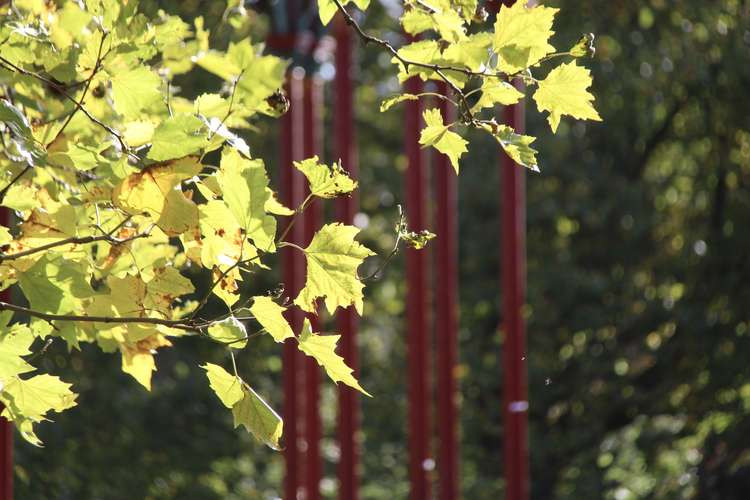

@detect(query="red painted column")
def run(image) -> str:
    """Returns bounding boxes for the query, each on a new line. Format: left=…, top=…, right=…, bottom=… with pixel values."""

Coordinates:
left=0, top=207, right=12, bottom=500
left=405, top=75, right=431, bottom=500
left=282, top=70, right=307, bottom=500
left=333, top=15, right=361, bottom=500
left=434, top=83, right=459, bottom=500
left=301, top=75, right=323, bottom=500
left=500, top=81, right=529, bottom=500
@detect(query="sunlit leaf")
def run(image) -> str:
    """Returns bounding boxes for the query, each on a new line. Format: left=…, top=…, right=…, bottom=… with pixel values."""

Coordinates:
left=231, top=384, right=283, bottom=450
left=533, top=61, right=602, bottom=132
left=493, top=0, right=558, bottom=73
left=297, top=318, right=370, bottom=396
left=419, top=108, right=467, bottom=174
left=294, top=156, right=357, bottom=199
left=249, top=296, right=294, bottom=343
left=203, top=363, right=243, bottom=408
left=294, top=223, right=374, bottom=315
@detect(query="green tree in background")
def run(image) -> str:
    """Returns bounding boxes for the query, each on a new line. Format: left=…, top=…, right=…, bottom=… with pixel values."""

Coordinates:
left=0, top=0, right=610, bottom=498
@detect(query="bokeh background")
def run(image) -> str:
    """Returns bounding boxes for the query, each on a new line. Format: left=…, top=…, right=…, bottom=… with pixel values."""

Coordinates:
left=14, top=1, right=750, bottom=498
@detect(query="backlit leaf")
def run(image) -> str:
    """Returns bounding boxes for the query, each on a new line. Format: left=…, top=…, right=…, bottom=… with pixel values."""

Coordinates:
left=231, top=384, right=283, bottom=450
left=294, top=156, right=357, bottom=199
left=207, top=317, right=248, bottom=348
left=148, top=115, right=208, bottom=161
left=110, top=65, right=162, bottom=119
left=216, top=148, right=276, bottom=251
left=249, top=296, right=294, bottom=343
left=493, top=0, right=558, bottom=73
left=419, top=108, right=467, bottom=174
left=318, top=0, right=370, bottom=25
left=294, top=223, right=374, bottom=315
left=203, top=363, right=243, bottom=408
left=297, top=318, right=370, bottom=396
left=533, top=61, right=602, bottom=132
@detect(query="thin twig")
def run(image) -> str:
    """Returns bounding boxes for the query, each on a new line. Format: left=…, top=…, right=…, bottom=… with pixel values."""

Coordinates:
left=0, top=54, right=134, bottom=158
left=47, top=32, right=108, bottom=147
left=331, top=0, right=500, bottom=123
left=0, top=164, right=31, bottom=203
left=188, top=254, right=262, bottom=320
left=0, top=229, right=150, bottom=263
left=0, top=301, right=196, bottom=331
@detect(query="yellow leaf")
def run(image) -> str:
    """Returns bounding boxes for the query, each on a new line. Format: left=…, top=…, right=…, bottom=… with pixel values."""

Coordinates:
left=297, top=318, right=370, bottom=396
left=249, top=296, right=294, bottom=343
left=203, top=363, right=243, bottom=408
left=231, top=384, right=283, bottom=450
left=120, top=334, right=172, bottom=390
left=533, top=61, right=602, bottom=132
left=419, top=108, right=468, bottom=174
left=493, top=0, right=558, bottom=73
left=294, top=223, right=374, bottom=315
left=294, top=156, right=357, bottom=199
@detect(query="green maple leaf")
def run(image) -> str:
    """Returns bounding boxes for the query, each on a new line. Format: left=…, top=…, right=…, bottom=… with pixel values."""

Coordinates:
left=0, top=374, right=78, bottom=446
left=109, top=65, right=162, bottom=119
left=249, top=296, right=294, bottom=343
left=294, top=223, right=374, bottom=315
left=203, top=363, right=243, bottom=408
left=318, top=0, right=370, bottom=25
left=148, top=114, right=208, bottom=161
left=495, top=124, right=540, bottom=172
left=472, top=81, right=524, bottom=112
left=297, top=318, right=369, bottom=396
left=493, top=0, right=558, bottom=73
left=419, top=108, right=468, bottom=174
left=380, top=94, right=418, bottom=113
left=0, top=99, right=46, bottom=164
left=443, top=32, right=493, bottom=71
left=264, top=188, right=294, bottom=216
left=17, top=257, right=94, bottom=315
left=401, top=9, right=433, bottom=36
left=0, top=324, right=35, bottom=380
left=207, top=317, right=248, bottom=349
left=294, top=156, right=357, bottom=199
left=217, top=148, right=277, bottom=251
left=231, top=384, right=283, bottom=450
left=533, top=61, right=602, bottom=132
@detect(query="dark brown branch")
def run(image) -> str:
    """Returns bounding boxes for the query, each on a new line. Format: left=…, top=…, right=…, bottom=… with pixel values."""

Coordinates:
left=331, top=0, right=483, bottom=123
left=47, top=32, right=108, bottom=147
left=333, top=0, right=502, bottom=80
left=0, top=230, right=149, bottom=263
left=0, top=301, right=196, bottom=331
left=0, top=54, right=133, bottom=157
left=188, top=254, right=262, bottom=320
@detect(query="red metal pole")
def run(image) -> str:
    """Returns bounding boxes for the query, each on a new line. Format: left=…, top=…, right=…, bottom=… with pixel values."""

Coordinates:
left=302, top=75, right=323, bottom=500
left=434, top=83, right=459, bottom=500
left=333, top=14, right=361, bottom=500
left=501, top=81, right=529, bottom=500
left=282, top=70, right=307, bottom=500
left=0, top=207, right=12, bottom=499
left=405, top=75, right=431, bottom=500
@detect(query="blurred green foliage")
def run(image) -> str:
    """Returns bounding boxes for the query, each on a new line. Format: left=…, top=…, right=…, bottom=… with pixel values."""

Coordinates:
left=14, top=0, right=750, bottom=499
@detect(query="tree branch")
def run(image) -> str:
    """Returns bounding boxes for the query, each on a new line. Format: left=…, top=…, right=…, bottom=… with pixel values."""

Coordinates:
left=0, top=301, right=196, bottom=331
left=0, top=54, right=134, bottom=158
left=331, top=0, right=485, bottom=123
left=0, top=164, right=31, bottom=204
left=47, top=32, right=108, bottom=147
left=0, top=229, right=150, bottom=263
